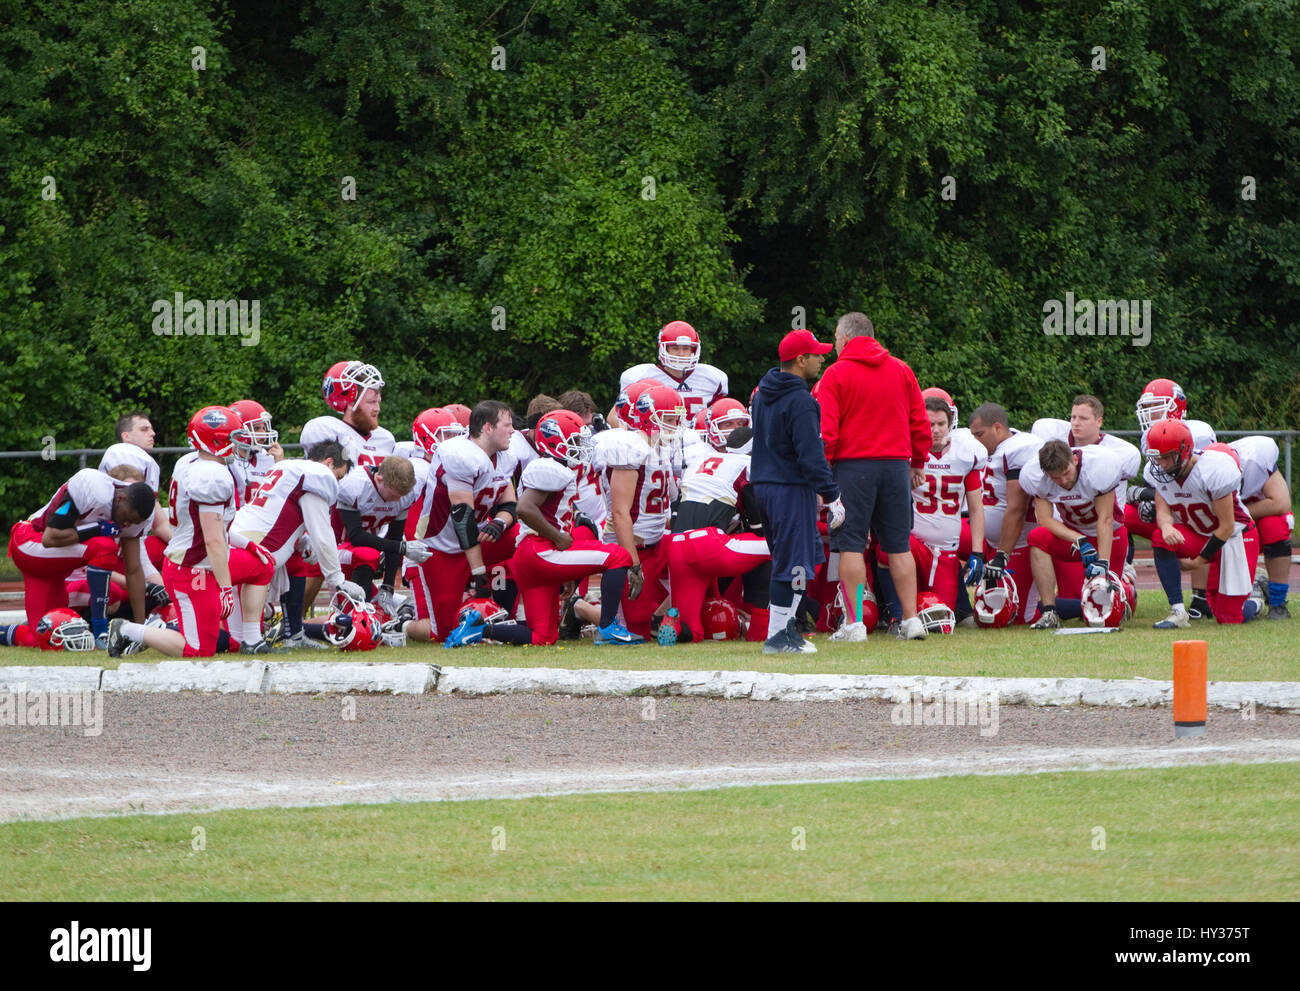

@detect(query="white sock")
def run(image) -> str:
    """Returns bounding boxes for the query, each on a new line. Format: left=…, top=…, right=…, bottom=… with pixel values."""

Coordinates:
left=121, top=622, right=146, bottom=643
left=243, top=620, right=262, bottom=644
left=768, top=605, right=793, bottom=638
left=1171, top=603, right=1187, bottom=614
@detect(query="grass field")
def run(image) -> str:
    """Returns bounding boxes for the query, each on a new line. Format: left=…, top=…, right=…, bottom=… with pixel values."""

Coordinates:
left=4, top=592, right=1296, bottom=682
left=3, top=763, right=1296, bottom=900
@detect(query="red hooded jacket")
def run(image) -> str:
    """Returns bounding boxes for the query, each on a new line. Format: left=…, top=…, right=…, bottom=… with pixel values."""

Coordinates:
left=817, top=336, right=931, bottom=467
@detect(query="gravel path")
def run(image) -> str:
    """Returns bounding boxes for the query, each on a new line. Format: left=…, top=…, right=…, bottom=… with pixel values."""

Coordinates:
left=2, top=694, right=1297, bottom=821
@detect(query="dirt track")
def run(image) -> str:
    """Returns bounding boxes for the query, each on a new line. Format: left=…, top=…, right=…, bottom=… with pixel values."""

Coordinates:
left=2, top=693, right=1298, bottom=821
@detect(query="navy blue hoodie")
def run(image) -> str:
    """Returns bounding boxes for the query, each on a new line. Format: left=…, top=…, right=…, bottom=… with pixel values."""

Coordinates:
left=750, top=368, right=839, bottom=500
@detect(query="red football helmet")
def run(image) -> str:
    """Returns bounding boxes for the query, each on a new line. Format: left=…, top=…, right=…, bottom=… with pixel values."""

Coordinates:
left=921, top=387, right=958, bottom=428
left=693, top=408, right=709, bottom=433
left=323, top=361, right=385, bottom=413
left=1136, top=378, right=1188, bottom=431
left=456, top=597, right=508, bottom=643
left=1120, top=567, right=1138, bottom=618
left=1144, top=419, right=1194, bottom=483
left=830, top=583, right=879, bottom=632
left=1081, top=570, right=1128, bottom=628
left=973, top=577, right=1019, bottom=628
left=534, top=410, right=592, bottom=468
left=229, top=399, right=277, bottom=461
left=626, top=384, right=687, bottom=441
left=34, top=608, right=95, bottom=651
left=412, top=407, right=467, bottom=457
left=615, top=378, right=659, bottom=425
left=323, top=589, right=381, bottom=651
left=187, top=405, right=242, bottom=461
left=658, top=320, right=700, bottom=374
left=444, top=403, right=472, bottom=428
left=917, top=591, right=956, bottom=634
left=700, top=598, right=742, bottom=640
left=1203, top=442, right=1241, bottom=469
left=704, top=398, right=750, bottom=450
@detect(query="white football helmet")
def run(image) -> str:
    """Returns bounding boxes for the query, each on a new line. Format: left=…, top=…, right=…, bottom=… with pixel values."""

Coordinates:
left=1081, top=570, right=1127, bottom=628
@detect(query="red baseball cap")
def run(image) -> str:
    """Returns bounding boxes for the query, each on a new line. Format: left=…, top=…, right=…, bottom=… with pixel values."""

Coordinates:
left=778, top=329, right=833, bottom=362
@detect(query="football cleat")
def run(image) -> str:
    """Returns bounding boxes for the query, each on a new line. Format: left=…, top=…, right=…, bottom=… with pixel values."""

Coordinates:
left=105, top=618, right=131, bottom=659
left=1153, top=607, right=1190, bottom=630
left=1267, top=603, right=1291, bottom=620
left=1030, top=609, right=1061, bottom=630
left=443, top=609, right=487, bottom=649
left=1187, top=594, right=1212, bottom=620
left=829, top=621, right=867, bottom=642
left=594, top=621, right=645, bottom=646
left=239, top=640, right=290, bottom=655
left=762, top=619, right=818, bottom=655
left=281, top=630, right=331, bottom=650
left=895, top=616, right=927, bottom=640
left=656, top=608, right=681, bottom=646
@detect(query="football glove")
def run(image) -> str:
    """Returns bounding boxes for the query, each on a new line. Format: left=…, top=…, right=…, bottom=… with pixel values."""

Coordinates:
left=1085, top=562, right=1107, bottom=579
left=963, top=552, right=985, bottom=587
left=373, top=584, right=397, bottom=616
left=145, top=582, right=170, bottom=609
left=98, top=521, right=121, bottom=538
left=984, top=551, right=1011, bottom=587
left=469, top=570, right=491, bottom=598
left=1137, top=498, right=1156, bottom=524
left=337, top=580, right=366, bottom=604
left=219, top=585, right=235, bottom=620
left=627, top=564, right=645, bottom=601
left=246, top=541, right=275, bottom=568
left=826, top=498, right=846, bottom=530
left=479, top=518, right=507, bottom=542
left=401, top=540, right=432, bottom=564
left=1074, top=537, right=1098, bottom=568
left=573, top=511, right=600, bottom=539
left=295, top=533, right=317, bottom=564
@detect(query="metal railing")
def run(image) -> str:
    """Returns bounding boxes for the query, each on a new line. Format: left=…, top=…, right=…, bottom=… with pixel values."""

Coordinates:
left=0, top=444, right=307, bottom=468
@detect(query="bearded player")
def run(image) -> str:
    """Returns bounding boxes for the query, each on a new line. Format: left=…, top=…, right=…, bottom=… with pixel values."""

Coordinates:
left=616, top=321, right=729, bottom=423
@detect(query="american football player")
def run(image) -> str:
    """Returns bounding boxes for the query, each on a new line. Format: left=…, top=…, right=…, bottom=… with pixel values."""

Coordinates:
left=615, top=320, right=729, bottom=422
left=1020, top=441, right=1130, bottom=629
left=1229, top=435, right=1293, bottom=619
left=1144, top=420, right=1262, bottom=624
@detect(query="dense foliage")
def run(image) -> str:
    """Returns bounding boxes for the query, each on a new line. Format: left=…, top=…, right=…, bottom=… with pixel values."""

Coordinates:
left=2, top=0, right=1296, bottom=512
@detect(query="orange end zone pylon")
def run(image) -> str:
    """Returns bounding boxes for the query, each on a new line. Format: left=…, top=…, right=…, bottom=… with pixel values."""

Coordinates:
left=1173, top=640, right=1208, bottom=738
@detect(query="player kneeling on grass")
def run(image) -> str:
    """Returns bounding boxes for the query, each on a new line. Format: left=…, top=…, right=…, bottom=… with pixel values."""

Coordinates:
left=108, top=407, right=272, bottom=658
left=443, top=411, right=633, bottom=648
left=1020, top=440, right=1129, bottom=630
left=1145, top=421, right=1263, bottom=624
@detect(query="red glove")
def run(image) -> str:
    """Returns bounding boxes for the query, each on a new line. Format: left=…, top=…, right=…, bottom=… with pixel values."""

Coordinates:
left=246, top=542, right=275, bottom=568
left=219, top=585, right=235, bottom=619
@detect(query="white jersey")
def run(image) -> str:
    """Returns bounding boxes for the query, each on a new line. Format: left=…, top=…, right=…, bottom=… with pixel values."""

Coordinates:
left=517, top=457, right=579, bottom=542
left=948, top=428, right=989, bottom=473
left=410, top=436, right=517, bottom=554
left=164, top=453, right=235, bottom=569
left=337, top=464, right=421, bottom=537
left=1019, top=445, right=1124, bottom=539
left=228, top=450, right=278, bottom=507
left=982, top=429, right=1044, bottom=550
left=29, top=468, right=148, bottom=537
left=1144, top=449, right=1253, bottom=537
left=679, top=450, right=750, bottom=508
left=393, top=440, right=417, bottom=460
left=99, top=443, right=161, bottom=494
left=619, top=362, right=729, bottom=421
left=1031, top=419, right=1141, bottom=491
left=680, top=428, right=714, bottom=470
left=231, top=459, right=340, bottom=557
left=575, top=431, right=621, bottom=529
left=1229, top=436, right=1280, bottom=501
left=300, top=416, right=395, bottom=469
left=599, top=430, right=673, bottom=543
left=913, top=439, right=983, bottom=550
left=509, top=431, right=539, bottom=472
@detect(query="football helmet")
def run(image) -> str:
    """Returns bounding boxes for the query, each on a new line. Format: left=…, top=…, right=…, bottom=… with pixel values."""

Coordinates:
left=1081, top=570, right=1127, bottom=627
left=973, top=576, right=1019, bottom=628
left=704, top=398, right=750, bottom=450
left=693, top=408, right=709, bottom=433
left=229, top=399, right=277, bottom=461
left=1135, top=378, right=1188, bottom=432
left=412, top=407, right=468, bottom=457
left=187, top=405, right=242, bottom=461
left=1145, top=419, right=1194, bottom=483
left=323, top=588, right=382, bottom=651
left=534, top=410, right=593, bottom=468
left=1203, top=441, right=1241, bottom=469
left=456, top=597, right=507, bottom=643
left=639, top=385, right=688, bottom=441
left=829, top=583, right=880, bottom=632
left=34, top=608, right=95, bottom=651
left=700, top=598, right=742, bottom=640
left=614, top=378, right=659, bottom=425
left=658, top=320, right=700, bottom=374
left=917, top=591, right=956, bottom=634
left=921, top=387, right=958, bottom=428
left=323, top=361, right=385, bottom=414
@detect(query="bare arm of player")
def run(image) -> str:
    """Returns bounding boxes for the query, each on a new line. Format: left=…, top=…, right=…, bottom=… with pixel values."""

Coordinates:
left=198, top=507, right=232, bottom=588
left=517, top=487, right=571, bottom=551
left=42, top=526, right=81, bottom=548
left=151, top=502, right=174, bottom=543
left=1033, top=496, right=1082, bottom=545
left=1155, top=492, right=1184, bottom=547
left=1093, top=490, right=1114, bottom=566
left=998, top=478, right=1031, bottom=554
left=608, top=467, right=642, bottom=569
left=966, top=479, right=986, bottom=551
left=448, top=487, right=486, bottom=573
left=1248, top=471, right=1291, bottom=518
left=122, top=535, right=147, bottom=623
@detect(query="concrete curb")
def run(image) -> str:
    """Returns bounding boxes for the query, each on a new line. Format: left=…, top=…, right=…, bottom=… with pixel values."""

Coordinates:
left=0, top=663, right=1296, bottom=712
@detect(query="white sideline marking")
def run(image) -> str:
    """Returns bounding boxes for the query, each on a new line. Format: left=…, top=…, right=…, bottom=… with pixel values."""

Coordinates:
left=3, top=739, right=1299, bottom=823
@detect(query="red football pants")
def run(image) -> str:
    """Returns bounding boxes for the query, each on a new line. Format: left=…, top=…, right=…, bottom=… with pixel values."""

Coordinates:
left=513, top=535, right=632, bottom=644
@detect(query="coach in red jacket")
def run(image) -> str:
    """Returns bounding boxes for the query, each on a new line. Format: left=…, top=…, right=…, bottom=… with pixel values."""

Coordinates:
left=817, top=312, right=932, bottom=640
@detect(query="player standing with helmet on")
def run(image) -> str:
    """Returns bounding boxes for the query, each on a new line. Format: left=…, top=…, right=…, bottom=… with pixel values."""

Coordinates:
left=616, top=320, right=730, bottom=423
